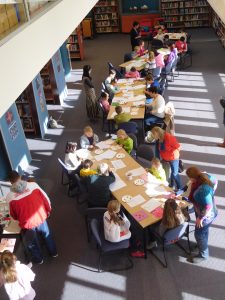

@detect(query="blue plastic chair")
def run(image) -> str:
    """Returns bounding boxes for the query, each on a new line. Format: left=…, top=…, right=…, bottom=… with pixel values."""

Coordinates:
left=118, top=121, right=138, bottom=135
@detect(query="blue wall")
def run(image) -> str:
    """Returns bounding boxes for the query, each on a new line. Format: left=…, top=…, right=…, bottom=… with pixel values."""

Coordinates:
left=60, top=42, right=71, bottom=79
left=52, top=50, right=67, bottom=104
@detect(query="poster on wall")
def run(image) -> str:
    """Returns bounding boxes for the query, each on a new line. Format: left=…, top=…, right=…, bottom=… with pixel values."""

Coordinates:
left=0, top=104, right=31, bottom=172
left=32, top=74, right=49, bottom=138
left=52, top=50, right=67, bottom=104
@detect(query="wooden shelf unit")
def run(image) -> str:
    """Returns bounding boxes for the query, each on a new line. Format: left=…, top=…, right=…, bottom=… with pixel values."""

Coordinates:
left=212, top=10, right=225, bottom=48
left=15, top=85, right=39, bottom=135
left=67, top=25, right=84, bottom=60
left=93, top=0, right=120, bottom=33
left=161, top=0, right=211, bottom=29
left=40, top=61, right=60, bottom=104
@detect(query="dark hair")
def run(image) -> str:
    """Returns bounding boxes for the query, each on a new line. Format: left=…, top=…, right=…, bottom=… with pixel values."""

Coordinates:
left=101, top=91, right=108, bottom=98
left=145, top=74, right=153, bottom=82
left=180, top=36, right=185, bottom=42
left=8, top=171, right=20, bottom=184
left=130, top=66, right=137, bottom=72
left=133, top=21, right=139, bottom=27
left=164, top=34, right=169, bottom=40
left=138, top=39, right=144, bottom=45
left=148, top=86, right=158, bottom=94
left=82, top=65, right=91, bottom=79
left=65, top=142, right=77, bottom=154
left=83, top=159, right=93, bottom=169
left=115, top=106, right=122, bottom=114
left=109, top=69, right=116, bottom=76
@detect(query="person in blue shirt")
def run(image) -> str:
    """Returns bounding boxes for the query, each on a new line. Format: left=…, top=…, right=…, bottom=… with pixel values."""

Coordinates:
left=145, top=74, right=161, bottom=98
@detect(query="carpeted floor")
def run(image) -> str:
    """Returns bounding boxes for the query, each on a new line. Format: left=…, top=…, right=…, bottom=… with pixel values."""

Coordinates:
left=1, top=28, right=225, bottom=300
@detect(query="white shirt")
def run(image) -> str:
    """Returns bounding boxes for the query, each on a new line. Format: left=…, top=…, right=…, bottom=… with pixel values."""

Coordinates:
left=151, top=94, right=165, bottom=118
left=64, top=152, right=81, bottom=171
left=4, top=261, right=36, bottom=300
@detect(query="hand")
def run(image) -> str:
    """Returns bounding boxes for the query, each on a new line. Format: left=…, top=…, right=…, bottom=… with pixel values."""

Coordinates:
left=89, top=145, right=94, bottom=150
left=196, top=218, right=203, bottom=228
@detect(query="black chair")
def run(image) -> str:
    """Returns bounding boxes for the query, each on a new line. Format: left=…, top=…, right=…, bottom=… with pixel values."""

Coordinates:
left=90, top=218, right=133, bottom=272
left=149, top=222, right=191, bottom=268
left=85, top=207, right=107, bottom=242
left=123, top=53, right=133, bottom=63
left=107, top=62, right=123, bottom=79
left=128, top=133, right=138, bottom=158
left=180, top=48, right=193, bottom=70
left=150, top=38, right=164, bottom=50
left=98, top=100, right=108, bottom=132
left=118, top=121, right=138, bottom=135
left=57, top=158, right=77, bottom=197
left=136, top=144, right=154, bottom=168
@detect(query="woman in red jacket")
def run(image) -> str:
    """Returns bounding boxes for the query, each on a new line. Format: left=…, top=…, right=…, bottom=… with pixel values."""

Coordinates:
left=151, top=127, right=182, bottom=189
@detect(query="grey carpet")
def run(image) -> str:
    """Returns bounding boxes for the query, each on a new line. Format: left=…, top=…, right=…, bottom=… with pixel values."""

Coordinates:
left=1, top=28, right=225, bottom=300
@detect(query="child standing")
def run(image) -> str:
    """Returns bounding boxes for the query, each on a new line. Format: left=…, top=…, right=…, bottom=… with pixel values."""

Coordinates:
left=116, top=129, right=133, bottom=154
left=0, top=250, right=36, bottom=300
left=125, top=66, right=140, bottom=79
left=80, top=159, right=97, bottom=177
left=148, top=157, right=167, bottom=182
left=104, top=200, right=131, bottom=242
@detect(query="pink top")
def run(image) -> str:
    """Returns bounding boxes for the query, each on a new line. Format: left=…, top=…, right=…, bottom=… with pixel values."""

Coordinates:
left=175, top=40, right=187, bottom=53
left=125, top=70, right=140, bottom=79
left=155, top=53, right=165, bottom=68
left=101, top=99, right=110, bottom=113
left=137, top=46, right=146, bottom=56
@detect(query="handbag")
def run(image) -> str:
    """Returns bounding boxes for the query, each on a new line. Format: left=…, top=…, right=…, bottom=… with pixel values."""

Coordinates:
left=220, top=97, right=225, bottom=109
left=178, top=159, right=184, bottom=173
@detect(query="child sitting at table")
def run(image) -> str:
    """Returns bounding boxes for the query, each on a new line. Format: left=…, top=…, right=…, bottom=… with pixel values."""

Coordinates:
left=114, top=106, right=131, bottom=129
left=104, top=200, right=131, bottom=243
left=125, top=66, right=140, bottom=79
left=175, top=36, right=187, bottom=54
left=148, top=157, right=166, bottom=182
left=99, top=91, right=110, bottom=113
left=80, top=159, right=97, bottom=177
left=145, top=74, right=160, bottom=94
left=131, top=46, right=140, bottom=59
left=138, top=40, right=148, bottom=56
left=116, top=129, right=133, bottom=154
left=143, top=51, right=156, bottom=76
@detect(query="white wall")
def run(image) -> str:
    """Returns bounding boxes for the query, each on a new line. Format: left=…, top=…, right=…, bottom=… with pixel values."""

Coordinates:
left=208, top=0, right=225, bottom=23
left=0, top=0, right=98, bottom=118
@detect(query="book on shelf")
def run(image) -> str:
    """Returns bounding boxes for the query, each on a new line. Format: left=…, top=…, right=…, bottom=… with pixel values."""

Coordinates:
left=23, top=118, right=33, bottom=130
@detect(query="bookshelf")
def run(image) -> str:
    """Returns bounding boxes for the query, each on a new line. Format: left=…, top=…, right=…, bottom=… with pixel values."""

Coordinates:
left=15, top=84, right=39, bottom=135
left=40, top=61, right=60, bottom=104
left=212, top=10, right=225, bottom=48
left=67, top=26, right=84, bottom=60
left=161, top=0, right=211, bottom=29
left=93, top=0, right=120, bottom=33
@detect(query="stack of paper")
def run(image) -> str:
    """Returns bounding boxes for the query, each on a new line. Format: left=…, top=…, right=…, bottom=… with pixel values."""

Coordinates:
left=95, top=141, right=110, bottom=150
left=111, top=159, right=126, bottom=170
left=95, top=150, right=117, bottom=161
left=145, top=183, right=170, bottom=197
left=141, top=199, right=161, bottom=212
left=110, top=173, right=126, bottom=192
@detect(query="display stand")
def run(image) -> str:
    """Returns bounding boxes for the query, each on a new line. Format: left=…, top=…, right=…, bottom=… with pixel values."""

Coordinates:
left=67, top=25, right=84, bottom=60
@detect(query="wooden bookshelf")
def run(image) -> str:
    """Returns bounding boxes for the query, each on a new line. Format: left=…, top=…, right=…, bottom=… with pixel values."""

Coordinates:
left=93, top=0, right=120, bottom=33
left=161, top=0, right=211, bottom=29
left=15, top=85, right=39, bottom=135
left=40, top=61, right=60, bottom=104
left=67, top=25, right=84, bottom=60
left=212, top=10, right=225, bottom=48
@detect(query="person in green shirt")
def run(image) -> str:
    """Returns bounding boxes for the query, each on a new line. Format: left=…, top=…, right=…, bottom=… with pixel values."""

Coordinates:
left=114, top=106, right=131, bottom=129
left=148, top=157, right=167, bottom=182
left=116, top=129, right=133, bottom=154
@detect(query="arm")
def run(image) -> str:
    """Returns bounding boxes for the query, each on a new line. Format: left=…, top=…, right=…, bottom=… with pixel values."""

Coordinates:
left=84, top=77, right=94, bottom=89
left=123, top=138, right=133, bottom=154
left=108, top=172, right=116, bottom=183
left=80, top=136, right=89, bottom=149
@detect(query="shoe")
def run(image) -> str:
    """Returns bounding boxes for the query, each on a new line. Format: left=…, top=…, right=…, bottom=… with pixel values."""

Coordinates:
left=130, top=250, right=145, bottom=258
left=146, top=241, right=157, bottom=250
left=188, top=255, right=207, bottom=264
left=27, top=262, right=33, bottom=268
left=217, top=143, right=225, bottom=148
left=51, top=253, right=58, bottom=258
left=36, top=259, right=44, bottom=265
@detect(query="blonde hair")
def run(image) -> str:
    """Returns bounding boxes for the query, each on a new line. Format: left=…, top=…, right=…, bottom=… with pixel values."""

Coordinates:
left=134, top=46, right=140, bottom=52
left=117, top=129, right=128, bottom=139
left=107, top=200, right=123, bottom=225
left=186, top=166, right=213, bottom=187
left=149, top=51, right=155, bottom=61
left=0, top=251, right=17, bottom=283
left=84, top=126, right=93, bottom=134
left=151, top=127, right=165, bottom=141
left=151, top=157, right=161, bottom=166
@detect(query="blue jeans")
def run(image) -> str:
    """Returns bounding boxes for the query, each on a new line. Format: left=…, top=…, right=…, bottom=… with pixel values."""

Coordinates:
left=169, top=160, right=182, bottom=189
left=23, top=220, right=57, bottom=263
left=145, top=114, right=164, bottom=126
left=195, top=223, right=211, bottom=258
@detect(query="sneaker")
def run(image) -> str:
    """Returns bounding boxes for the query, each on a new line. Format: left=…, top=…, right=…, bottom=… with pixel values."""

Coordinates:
left=188, top=255, right=207, bottom=264
left=51, top=253, right=58, bottom=258
left=130, top=250, right=145, bottom=258
left=37, top=259, right=44, bottom=265
left=146, top=241, right=157, bottom=250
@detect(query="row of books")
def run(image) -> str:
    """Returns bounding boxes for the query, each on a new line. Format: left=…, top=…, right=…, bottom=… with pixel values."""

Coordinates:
left=68, top=36, right=78, bottom=43
left=94, top=7, right=117, bottom=14
left=95, top=13, right=118, bottom=20
left=96, top=27, right=119, bottom=33
left=96, top=20, right=118, bottom=27
left=67, top=44, right=80, bottom=51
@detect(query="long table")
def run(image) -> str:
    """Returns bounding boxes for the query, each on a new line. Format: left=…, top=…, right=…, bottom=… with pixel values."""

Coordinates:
left=119, top=56, right=147, bottom=72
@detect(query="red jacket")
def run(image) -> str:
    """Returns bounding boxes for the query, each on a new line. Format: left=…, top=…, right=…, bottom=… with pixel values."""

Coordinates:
left=159, top=132, right=180, bottom=161
left=7, top=182, right=51, bottom=229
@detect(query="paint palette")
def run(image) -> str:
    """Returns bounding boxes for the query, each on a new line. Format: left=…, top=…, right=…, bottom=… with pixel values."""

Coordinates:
left=116, top=153, right=125, bottom=159
left=122, top=195, right=133, bottom=203
left=95, top=149, right=103, bottom=155
left=134, top=179, right=145, bottom=186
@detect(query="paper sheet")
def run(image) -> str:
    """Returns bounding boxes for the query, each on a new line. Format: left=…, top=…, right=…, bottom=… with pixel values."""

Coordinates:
left=129, top=167, right=145, bottom=177
left=94, top=149, right=117, bottom=161
left=134, top=95, right=146, bottom=101
left=95, top=141, right=110, bottom=150
left=132, top=84, right=146, bottom=90
left=105, top=139, right=114, bottom=145
left=113, top=97, right=126, bottom=102
left=123, top=107, right=131, bottom=113
left=110, top=173, right=126, bottom=192
left=141, top=198, right=161, bottom=212
left=133, top=100, right=145, bottom=106
left=111, top=159, right=126, bottom=170
left=111, top=112, right=117, bottom=118
left=117, top=79, right=128, bottom=84
left=151, top=206, right=164, bottom=218
left=76, top=149, right=92, bottom=160
left=132, top=209, right=149, bottom=222
left=127, top=195, right=146, bottom=208
left=145, top=183, right=170, bottom=197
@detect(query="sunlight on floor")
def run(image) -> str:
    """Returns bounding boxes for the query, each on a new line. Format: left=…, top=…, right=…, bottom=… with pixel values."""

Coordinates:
left=175, top=119, right=218, bottom=128
left=169, top=80, right=206, bottom=87
left=181, top=143, right=225, bottom=156
left=176, top=133, right=221, bottom=143
left=168, top=87, right=208, bottom=92
left=182, top=159, right=225, bottom=169
left=174, top=102, right=213, bottom=111
left=26, top=139, right=56, bottom=151
left=175, top=109, right=216, bottom=119
left=169, top=96, right=211, bottom=103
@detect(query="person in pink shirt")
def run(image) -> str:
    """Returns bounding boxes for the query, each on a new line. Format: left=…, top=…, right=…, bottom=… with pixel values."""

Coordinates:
left=154, top=49, right=165, bottom=68
left=125, top=66, right=140, bottom=79
left=175, top=36, right=187, bottom=53
left=100, top=91, right=110, bottom=113
left=137, top=40, right=148, bottom=56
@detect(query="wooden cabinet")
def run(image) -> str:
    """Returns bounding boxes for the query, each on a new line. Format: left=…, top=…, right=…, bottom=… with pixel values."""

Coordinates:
left=212, top=10, right=225, bottom=48
left=161, top=0, right=211, bottom=29
left=67, top=25, right=84, bottom=60
left=93, top=0, right=120, bottom=33
left=40, top=61, right=60, bottom=104
left=82, top=18, right=94, bottom=38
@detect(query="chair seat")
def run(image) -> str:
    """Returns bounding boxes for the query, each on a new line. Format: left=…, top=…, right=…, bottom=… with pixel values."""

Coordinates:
left=100, top=231, right=130, bottom=253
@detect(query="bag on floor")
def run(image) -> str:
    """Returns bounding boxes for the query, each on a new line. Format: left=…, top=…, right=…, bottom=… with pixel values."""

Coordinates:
left=178, top=159, right=184, bottom=173
left=220, top=97, right=225, bottom=109
left=48, top=116, right=58, bottom=129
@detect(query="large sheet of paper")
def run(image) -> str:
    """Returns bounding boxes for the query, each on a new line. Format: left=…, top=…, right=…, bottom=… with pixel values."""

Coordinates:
left=110, top=173, right=126, bottom=192
left=94, top=149, right=117, bottom=161
left=141, top=198, right=161, bottom=212
left=95, top=141, right=110, bottom=150
left=111, top=159, right=126, bottom=170
left=117, top=79, right=128, bottom=84
left=127, top=195, right=146, bottom=208
left=129, top=167, right=145, bottom=177
left=111, top=112, right=117, bottom=118
left=145, top=183, right=170, bottom=197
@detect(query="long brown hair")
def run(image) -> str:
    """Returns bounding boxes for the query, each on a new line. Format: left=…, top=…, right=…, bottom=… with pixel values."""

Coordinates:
left=162, top=199, right=185, bottom=229
left=107, top=200, right=124, bottom=226
left=0, top=251, right=17, bottom=283
left=186, top=166, right=213, bottom=187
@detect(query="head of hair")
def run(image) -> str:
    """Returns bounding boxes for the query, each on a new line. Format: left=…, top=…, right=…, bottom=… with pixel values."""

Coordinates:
left=164, top=34, right=169, bottom=40
left=83, top=65, right=91, bottom=78
left=151, top=157, right=161, bottom=166
left=145, top=74, right=153, bottom=82
left=148, top=51, right=155, bottom=61
left=133, top=21, right=139, bottom=27
left=98, top=163, right=109, bottom=175
left=130, top=66, right=136, bottom=72
left=162, top=199, right=183, bottom=229
left=84, top=126, right=93, bottom=134
left=109, top=69, right=116, bottom=76
left=101, top=91, right=108, bottom=99
left=83, top=159, right=93, bottom=169
left=180, top=36, right=185, bottom=42
left=8, top=171, right=20, bottom=184
left=186, top=166, right=213, bottom=187
left=117, top=129, right=128, bottom=139
left=138, top=39, right=144, bottom=46
left=107, top=200, right=122, bottom=225
left=148, top=86, right=158, bottom=94
left=115, top=105, right=122, bottom=114
left=134, top=46, right=140, bottom=52
left=0, top=251, right=17, bottom=283
left=151, top=127, right=165, bottom=141
left=65, top=141, right=77, bottom=153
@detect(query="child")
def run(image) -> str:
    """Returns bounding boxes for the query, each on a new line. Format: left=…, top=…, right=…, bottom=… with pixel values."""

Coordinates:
left=145, top=74, right=160, bottom=93
left=114, top=105, right=131, bottom=129
left=104, top=200, right=131, bottom=242
left=138, top=40, right=148, bottom=56
left=116, top=129, right=133, bottom=154
left=64, top=141, right=81, bottom=172
left=0, top=250, right=36, bottom=300
left=80, top=126, right=99, bottom=149
left=131, top=46, right=140, bottom=59
left=125, top=66, right=140, bottom=79
left=148, top=157, right=166, bottom=182
left=80, top=159, right=97, bottom=177
left=175, top=36, right=187, bottom=54
left=144, top=51, right=156, bottom=75
left=154, top=28, right=164, bottom=42
left=99, top=91, right=110, bottom=113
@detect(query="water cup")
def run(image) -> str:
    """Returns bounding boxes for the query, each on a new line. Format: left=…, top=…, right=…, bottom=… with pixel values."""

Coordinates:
left=126, top=172, right=133, bottom=181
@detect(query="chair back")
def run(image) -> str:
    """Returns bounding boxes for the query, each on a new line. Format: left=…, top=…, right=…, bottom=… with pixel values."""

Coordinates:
left=58, top=158, right=70, bottom=174
left=136, top=144, right=154, bottom=161
left=124, top=53, right=133, bottom=63
left=151, top=39, right=163, bottom=50
left=108, top=62, right=114, bottom=72
left=90, top=218, right=102, bottom=248
left=118, top=121, right=138, bottom=135
left=153, top=66, right=161, bottom=80
left=163, top=222, right=189, bottom=246
left=128, top=133, right=138, bottom=150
